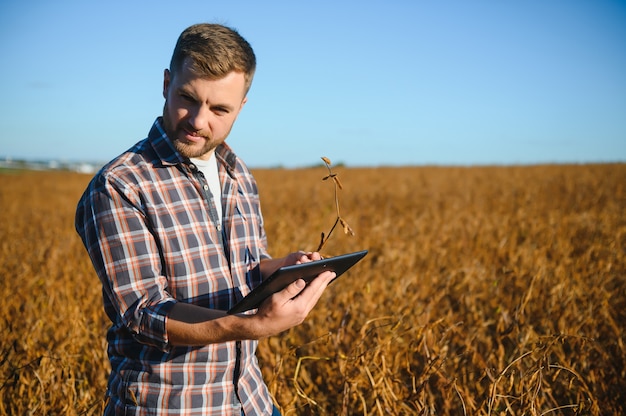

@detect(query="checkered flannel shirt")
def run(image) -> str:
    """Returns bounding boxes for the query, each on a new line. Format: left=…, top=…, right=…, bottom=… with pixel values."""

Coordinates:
left=75, top=118, right=274, bottom=415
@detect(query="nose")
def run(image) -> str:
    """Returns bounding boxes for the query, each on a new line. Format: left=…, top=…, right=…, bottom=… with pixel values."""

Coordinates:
left=187, top=105, right=210, bottom=131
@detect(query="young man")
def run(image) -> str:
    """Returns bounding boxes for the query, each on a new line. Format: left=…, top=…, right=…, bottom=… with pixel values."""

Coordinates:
left=75, top=23, right=334, bottom=415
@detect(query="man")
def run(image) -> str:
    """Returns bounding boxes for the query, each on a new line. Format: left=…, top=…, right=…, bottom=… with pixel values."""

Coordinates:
left=75, top=23, right=334, bottom=415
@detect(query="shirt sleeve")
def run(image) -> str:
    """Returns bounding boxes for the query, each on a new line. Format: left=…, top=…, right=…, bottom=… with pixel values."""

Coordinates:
left=76, top=170, right=175, bottom=351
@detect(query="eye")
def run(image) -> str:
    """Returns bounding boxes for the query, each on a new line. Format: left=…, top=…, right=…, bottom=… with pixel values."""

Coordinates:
left=180, top=93, right=197, bottom=103
left=211, top=106, right=230, bottom=115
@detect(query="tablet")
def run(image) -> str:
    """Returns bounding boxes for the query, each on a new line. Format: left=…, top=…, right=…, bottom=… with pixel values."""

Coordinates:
left=227, top=249, right=368, bottom=314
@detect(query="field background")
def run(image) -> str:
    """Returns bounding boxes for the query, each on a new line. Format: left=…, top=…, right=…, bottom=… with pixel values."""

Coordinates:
left=1, top=164, right=624, bottom=415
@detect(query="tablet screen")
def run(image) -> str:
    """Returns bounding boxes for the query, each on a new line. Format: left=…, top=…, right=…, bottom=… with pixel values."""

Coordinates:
left=227, top=249, right=368, bottom=314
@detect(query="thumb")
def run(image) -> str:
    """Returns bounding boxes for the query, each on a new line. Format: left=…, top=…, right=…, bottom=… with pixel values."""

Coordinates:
left=282, top=278, right=306, bottom=299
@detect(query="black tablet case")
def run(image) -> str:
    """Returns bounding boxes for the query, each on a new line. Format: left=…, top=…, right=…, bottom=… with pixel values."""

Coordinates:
left=227, top=250, right=368, bottom=314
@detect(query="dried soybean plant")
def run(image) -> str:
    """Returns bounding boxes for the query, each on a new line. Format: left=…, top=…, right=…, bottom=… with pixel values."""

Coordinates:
left=316, top=157, right=354, bottom=252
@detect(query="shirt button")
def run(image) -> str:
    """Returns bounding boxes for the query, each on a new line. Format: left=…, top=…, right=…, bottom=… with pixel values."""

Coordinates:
left=203, top=184, right=209, bottom=190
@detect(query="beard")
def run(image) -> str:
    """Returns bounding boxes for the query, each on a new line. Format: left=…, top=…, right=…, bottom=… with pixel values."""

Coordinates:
left=172, top=135, right=216, bottom=160
left=162, top=103, right=228, bottom=160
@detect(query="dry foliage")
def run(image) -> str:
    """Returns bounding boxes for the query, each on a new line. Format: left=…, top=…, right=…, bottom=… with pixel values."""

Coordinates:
left=1, top=164, right=624, bottom=415
left=315, top=157, right=354, bottom=252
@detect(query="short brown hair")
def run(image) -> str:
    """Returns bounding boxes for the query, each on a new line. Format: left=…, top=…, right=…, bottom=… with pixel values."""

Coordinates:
left=169, top=23, right=257, bottom=94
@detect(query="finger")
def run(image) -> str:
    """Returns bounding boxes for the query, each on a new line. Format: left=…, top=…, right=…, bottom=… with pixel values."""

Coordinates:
left=279, top=278, right=306, bottom=301
left=296, top=252, right=314, bottom=264
left=297, top=271, right=335, bottom=309
left=309, top=270, right=335, bottom=289
left=309, top=252, right=322, bottom=261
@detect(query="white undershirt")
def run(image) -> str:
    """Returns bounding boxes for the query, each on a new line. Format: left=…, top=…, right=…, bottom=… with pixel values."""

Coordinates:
left=191, top=152, right=223, bottom=226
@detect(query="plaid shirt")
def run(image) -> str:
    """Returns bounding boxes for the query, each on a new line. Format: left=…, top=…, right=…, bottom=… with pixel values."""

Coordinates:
left=76, top=118, right=273, bottom=415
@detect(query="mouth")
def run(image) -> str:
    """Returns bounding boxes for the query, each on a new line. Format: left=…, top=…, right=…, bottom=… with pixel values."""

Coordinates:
left=181, top=128, right=206, bottom=144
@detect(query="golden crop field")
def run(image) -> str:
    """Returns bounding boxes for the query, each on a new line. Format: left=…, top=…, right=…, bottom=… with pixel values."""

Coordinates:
left=1, top=163, right=624, bottom=415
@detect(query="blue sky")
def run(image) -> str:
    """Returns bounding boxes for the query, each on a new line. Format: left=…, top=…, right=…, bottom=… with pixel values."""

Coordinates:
left=1, top=0, right=625, bottom=167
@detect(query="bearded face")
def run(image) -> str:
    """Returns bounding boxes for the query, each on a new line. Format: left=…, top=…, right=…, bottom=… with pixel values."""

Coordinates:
left=162, top=58, right=247, bottom=160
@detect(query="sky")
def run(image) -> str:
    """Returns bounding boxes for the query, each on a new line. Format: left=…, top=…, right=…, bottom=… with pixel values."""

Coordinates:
left=1, top=0, right=625, bottom=168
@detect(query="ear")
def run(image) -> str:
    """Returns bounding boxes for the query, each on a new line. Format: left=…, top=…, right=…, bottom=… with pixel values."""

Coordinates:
left=240, top=96, right=248, bottom=110
left=163, top=69, right=171, bottom=99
